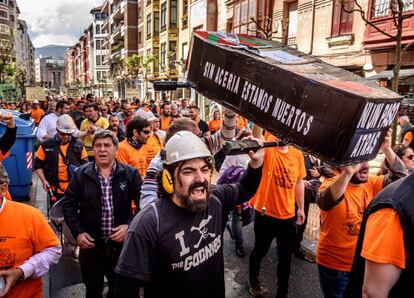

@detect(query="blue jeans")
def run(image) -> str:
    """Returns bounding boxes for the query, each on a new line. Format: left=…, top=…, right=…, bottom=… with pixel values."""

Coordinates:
left=231, top=209, right=244, bottom=248
left=318, top=265, right=350, bottom=298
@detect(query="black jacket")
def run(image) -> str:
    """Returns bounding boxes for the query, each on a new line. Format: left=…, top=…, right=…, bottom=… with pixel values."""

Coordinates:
left=346, top=174, right=414, bottom=297
left=63, top=161, right=142, bottom=241
left=34, top=137, right=87, bottom=189
left=0, top=126, right=16, bottom=156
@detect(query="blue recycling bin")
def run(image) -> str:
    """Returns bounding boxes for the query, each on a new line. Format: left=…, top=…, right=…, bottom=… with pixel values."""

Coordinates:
left=0, top=110, right=36, bottom=201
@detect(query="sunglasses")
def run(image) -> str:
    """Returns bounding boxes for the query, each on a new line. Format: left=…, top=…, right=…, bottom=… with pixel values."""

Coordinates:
left=141, top=130, right=152, bottom=135
left=404, top=154, right=414, bottom=160
left=58, top=132, right=72, bottom=136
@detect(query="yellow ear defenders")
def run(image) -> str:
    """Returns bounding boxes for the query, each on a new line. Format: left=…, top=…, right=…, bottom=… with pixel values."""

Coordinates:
left=162, top=169, right=174, bottom=194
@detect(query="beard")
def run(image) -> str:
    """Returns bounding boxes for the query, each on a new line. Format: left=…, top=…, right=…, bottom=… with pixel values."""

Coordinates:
left=176, top=180, right=211, bottom=212
left=350, top=167, right=369, bottom=184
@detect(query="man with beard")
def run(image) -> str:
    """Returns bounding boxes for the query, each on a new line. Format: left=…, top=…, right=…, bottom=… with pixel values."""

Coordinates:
left=80, top=104, right=110, bottom=160
left=109, top=114, right=125, bottom=142
left=315, top=129, right=407, bottom=298
left=116, top=117, right=152, bottom=177
left=114, top=131, right=264, bottom=297
left=35, top=114, right=88, bottom=203
left=159, top=102, right=172, bottom=131
left=118, top=102, right=133, bottom=132
left=189, top=105, right=210, bottom=137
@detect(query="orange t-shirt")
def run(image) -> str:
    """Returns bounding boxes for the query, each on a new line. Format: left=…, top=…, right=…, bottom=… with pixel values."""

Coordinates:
left=36, top=143, right=87, bottom=194
left=403, top=131, right=413, bottom=144
left=361, top=208, right=406, bottom=269
left=160, top=116, right=172, bottom=131
left=0, top=199, right=60, bottom=297
left=316, top=175, right=384, bottom=272
left=142, top=134, right=163, bottom=168
left=250, top=134, right=306, bottom=219
left=116, top=139, right=147, bottom=177
left=236, top=116, right=249, bottom=131
left=31, top=108, right=45, bottom=126
left=0, top=150, right=10, bottom=161
left=208, top=119, right=222, bottom=133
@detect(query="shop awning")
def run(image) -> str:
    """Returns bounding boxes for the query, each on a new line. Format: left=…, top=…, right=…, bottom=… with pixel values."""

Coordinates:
left=367, top=69, right=414, bottom=81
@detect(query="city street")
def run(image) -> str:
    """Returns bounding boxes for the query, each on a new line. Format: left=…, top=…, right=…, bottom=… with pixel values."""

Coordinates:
left=28, top=174, right=322, bottom=298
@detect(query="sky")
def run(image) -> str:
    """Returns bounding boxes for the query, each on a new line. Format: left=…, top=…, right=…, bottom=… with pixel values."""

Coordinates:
left=18, top=0, right=102, bottom=48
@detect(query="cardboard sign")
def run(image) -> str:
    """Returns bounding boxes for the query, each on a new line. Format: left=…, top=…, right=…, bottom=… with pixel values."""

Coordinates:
left=66, top=88, right=81, bottom=98
left=186, top=32, right=402, bottom=166
left=26, top=87, right=46, bottom=101
left=125, top=88, right=140, bottom=99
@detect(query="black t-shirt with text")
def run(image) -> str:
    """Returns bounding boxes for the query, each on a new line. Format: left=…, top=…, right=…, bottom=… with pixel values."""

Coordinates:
left=116, top=184, right=239, bottom=298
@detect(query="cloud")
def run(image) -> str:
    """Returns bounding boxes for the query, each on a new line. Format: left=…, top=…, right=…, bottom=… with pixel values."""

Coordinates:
left=18, top=0, right=101, bottom=47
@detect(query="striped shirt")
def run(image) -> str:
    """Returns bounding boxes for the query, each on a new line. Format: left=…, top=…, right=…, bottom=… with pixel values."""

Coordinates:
left=95, top=163, right=116, bottom=239
left=139, top=108, right=237, bottom=209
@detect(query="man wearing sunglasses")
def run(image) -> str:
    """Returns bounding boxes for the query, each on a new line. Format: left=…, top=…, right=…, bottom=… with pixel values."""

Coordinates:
left=116, top=117, right=152, bottom=177
left=35, top=114, right=88, bottom=204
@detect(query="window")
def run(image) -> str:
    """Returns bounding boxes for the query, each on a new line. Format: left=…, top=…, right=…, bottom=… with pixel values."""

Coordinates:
left=96, top=55, right=102, bottom=66
left=0, top=10, right=7, bottom=20
left=161, top=2, right=167, bottom=30
left=154, top=12, right=160, bottom=35
left=146, top=13, right=152, bottom=38
left=9, top=14, right=14, bottom=23
left=96, top=40, right=102, bottom=50
left=8, top=1, right=13, bottom=8
left=96, top=24, right=101, bottom=34
left=404, top=0, right=414, bottom=11
left=332, top=0, right=353, bottom=36
left=138, top=31, right=142, bottom=44
left=233, top=0, right=258, bottom=34
left=373, top=0, right=390, bottom=17
left=160, top=42, right=166, bottom=67
left=138, top=7, right=142, bottom=21
left=0, top=24, right=8, bottom=33
left=169, top=41, right=176, bottom=69
left=287, top=1, right=298, bottom=44
left=182, top=42, right=188, bottom=62
left=146, top=49, right=152, bottom=72
left=170, top=0, right=177, bottom=27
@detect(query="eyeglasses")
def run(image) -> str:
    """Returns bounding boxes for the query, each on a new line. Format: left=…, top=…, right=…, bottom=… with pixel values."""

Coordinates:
left=58, top=131, right=72, bottom=136
left=141, top=130, right=152, bottom=135
left=404, top=154, right=414, bottom=160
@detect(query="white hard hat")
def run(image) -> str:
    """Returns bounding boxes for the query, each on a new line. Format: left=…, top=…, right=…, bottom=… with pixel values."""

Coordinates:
left=164, top=131, right=212, bottom=165
left=32, top=100, right=39, bottom=104
left=56, top=114, right=76, bottom=134
left=135, top=108, right=157, bottom=122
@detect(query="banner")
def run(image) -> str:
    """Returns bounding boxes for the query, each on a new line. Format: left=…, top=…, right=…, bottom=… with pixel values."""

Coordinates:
left=26, top=87, right=46, bottom=101
left=186, top=32, right=402, bottom=166
left=66, top=88, right=81, bottom=98
left=125, top=87, right=140, bottom=99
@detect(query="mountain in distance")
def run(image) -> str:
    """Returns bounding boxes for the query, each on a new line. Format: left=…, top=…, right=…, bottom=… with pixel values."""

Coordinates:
left=35, top=45, right=69, bottom=59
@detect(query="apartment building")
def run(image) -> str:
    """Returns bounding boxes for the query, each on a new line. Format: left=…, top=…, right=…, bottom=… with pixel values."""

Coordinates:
left=16, top=19, right=35, bottom=84
left=101, top=0, right=139, bottom=98
left=35, top=56, right=65, bottom=91
left=0, top=0, right=18, bottom=70
left=89, top=6, right=111, bottom=96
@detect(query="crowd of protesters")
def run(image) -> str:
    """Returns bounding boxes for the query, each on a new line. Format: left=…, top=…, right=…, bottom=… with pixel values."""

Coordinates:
left=0, top=92, right=413, bottom=298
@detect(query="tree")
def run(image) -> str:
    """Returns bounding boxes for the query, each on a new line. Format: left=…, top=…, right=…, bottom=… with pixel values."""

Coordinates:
left=125, top=54, right=155, bottom=81
left=342, top=0, right=414, bottom=93
left=0, top=44, right=15, bottom=83
left=342, top=0, right=414, bottom=144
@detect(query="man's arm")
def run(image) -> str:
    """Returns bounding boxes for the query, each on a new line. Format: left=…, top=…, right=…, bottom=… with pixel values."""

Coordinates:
left=0, top=112, right=16, bottom=154
left=362, top=261, right=401, bottom=298
left=316, top=164, right=360, bottom=211
left=62, top=171, right=84, bottom=238
left=139, top=154, right=163, bottom=210
left=203, top=108, right=236, bottom=155
left=381, top=130, right=408, bottom=186
left=18, top=246, right=62, bottom=279
left=295, top=179, right=305, bottom=225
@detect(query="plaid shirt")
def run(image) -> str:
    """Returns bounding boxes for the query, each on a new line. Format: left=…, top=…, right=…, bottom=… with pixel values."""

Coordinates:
left=95, top=163, right=116, bottom=239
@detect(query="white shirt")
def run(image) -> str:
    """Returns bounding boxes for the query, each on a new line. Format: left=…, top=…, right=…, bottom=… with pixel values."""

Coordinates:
left=36, top=113, right=58, bottom=141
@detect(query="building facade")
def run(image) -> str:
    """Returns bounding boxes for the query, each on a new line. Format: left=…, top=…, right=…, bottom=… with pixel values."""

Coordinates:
left=35, top=56, right=66, bottom=92
left=16, top=19, right=35, bottom=84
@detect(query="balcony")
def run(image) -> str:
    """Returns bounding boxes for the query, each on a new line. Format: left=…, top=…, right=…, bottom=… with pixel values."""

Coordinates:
left=111, top=23, right=123, bottom=40
left=111, top=1, right=123, bottom=21
left=364, top=2, right=414, bottom=50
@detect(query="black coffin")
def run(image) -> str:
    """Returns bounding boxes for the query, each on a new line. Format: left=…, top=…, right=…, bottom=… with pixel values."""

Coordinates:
left=186, top=32, right=402, bottom=166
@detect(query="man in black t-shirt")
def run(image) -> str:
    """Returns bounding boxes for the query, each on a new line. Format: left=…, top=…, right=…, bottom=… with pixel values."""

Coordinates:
left=114, top=130, right=264, bottom=298
left=189, top=105, right=210, bottom=137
